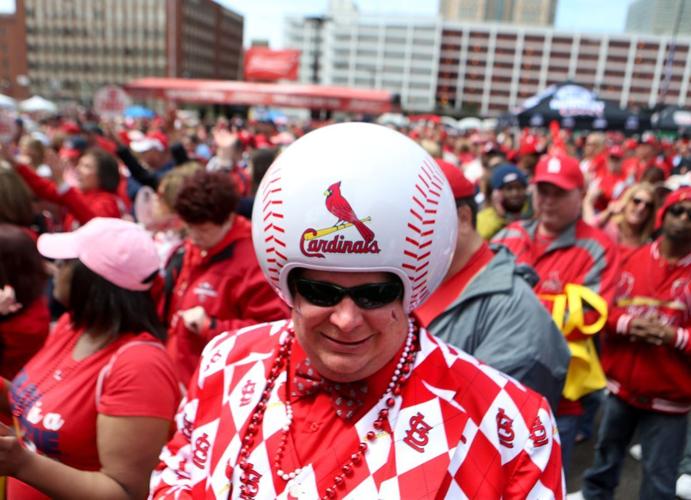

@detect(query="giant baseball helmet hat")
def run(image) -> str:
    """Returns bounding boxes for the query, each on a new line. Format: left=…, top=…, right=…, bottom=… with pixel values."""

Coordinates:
left=251, top=122, right=457, bottom=313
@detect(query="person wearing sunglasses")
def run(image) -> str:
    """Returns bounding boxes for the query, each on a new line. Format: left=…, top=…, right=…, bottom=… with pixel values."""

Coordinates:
left=150, top=123, right=565, bottom=499
left=588, top=183, right=658, bottom=258
left=580, top=187, right=691, bottom=500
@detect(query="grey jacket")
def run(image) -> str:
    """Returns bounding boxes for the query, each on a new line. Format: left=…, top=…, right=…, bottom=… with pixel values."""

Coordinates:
left=428, top=245, right=571, bottom=411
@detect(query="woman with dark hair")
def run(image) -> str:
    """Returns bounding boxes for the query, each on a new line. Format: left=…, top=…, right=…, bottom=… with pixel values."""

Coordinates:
left=11, top=147, right=125, bottom=230
left=0, top=168, right=35, bottom=229
left=0, top=224, right=50, bottom=381
left=162, top=169, right=289, bottom=384
left=0, top=218, right=180, bottom=500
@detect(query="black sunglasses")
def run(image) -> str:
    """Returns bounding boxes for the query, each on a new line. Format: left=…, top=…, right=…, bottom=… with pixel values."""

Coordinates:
left=631, top=197, right=654, bottom=209
left=668, top=204, right=691, bottom=219
left=294, top=278, right=403, bottom=309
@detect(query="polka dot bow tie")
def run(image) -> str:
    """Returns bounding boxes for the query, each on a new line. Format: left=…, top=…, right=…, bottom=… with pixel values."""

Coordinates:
left=292, top=358, right=368, bottom=421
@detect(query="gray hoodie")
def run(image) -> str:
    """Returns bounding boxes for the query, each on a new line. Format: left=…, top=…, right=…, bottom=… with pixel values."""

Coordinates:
left=428, top=245, right=571, bottom=411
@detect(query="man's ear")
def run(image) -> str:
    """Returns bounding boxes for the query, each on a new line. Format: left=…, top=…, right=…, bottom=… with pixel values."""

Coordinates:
left=457, top=204, right=472, bottom=228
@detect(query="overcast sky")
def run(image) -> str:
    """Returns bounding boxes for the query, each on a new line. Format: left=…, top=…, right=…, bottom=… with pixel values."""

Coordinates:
left=219, top=0, right=636, bottom=47
left=0, top=0, right=636, bottom=48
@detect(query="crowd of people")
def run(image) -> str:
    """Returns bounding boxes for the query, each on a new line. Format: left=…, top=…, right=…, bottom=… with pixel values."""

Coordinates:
left=0, top=106, right=688, bottom=499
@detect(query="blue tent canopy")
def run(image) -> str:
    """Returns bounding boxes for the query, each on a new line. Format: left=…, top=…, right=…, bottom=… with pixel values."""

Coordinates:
left=123, top=105, right=155, bottom=119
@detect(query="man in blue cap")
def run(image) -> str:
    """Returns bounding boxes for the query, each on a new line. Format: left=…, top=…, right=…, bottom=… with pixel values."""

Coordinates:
left=477, top=163, right=532, bottom=240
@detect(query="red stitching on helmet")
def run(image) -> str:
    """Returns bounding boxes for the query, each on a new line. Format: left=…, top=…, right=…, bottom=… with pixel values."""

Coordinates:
left=263, top=211, right=284, bottom=222
left=417, top=173, right=430, bottom=190
left=402, top=159, right=443, bottom=308
left=410, top=209, right=423, bottom=221
left=260, top=168, right=287, bottom=286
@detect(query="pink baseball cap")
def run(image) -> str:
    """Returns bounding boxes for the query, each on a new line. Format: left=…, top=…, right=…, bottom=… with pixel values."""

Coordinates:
left=37, top=218, right=160, bottom=291
left=533, top=153, right=584, bottom=191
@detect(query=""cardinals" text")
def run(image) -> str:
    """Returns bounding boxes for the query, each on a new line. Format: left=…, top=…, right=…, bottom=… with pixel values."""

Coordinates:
left=300, top=231, right=381, bottom=259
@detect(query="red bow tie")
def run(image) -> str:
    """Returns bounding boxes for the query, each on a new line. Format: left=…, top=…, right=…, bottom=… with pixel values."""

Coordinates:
left=291, top=358, right=368, bottom=421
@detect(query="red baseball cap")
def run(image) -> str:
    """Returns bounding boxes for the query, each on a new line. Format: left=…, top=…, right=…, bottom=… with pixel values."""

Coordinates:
left=533, top=153, right=584, bottom=191
left=609, top=145, right=624, bottom=158
left=518, top=133, right=539, bottom=156
left=436, top=159, right=475, bottom=199
left=656, top=187, right=691, bottom=229
left=61, top=121, right=81, bottom=135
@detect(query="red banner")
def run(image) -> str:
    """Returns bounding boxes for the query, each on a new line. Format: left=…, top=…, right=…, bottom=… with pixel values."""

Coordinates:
left=125, top=78, right=395, bottom=114
left=244, top=48, right=301, bottom=82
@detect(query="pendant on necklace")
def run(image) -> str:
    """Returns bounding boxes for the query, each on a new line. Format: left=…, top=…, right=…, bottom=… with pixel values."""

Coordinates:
left=287, top=480, right=310, bottom=499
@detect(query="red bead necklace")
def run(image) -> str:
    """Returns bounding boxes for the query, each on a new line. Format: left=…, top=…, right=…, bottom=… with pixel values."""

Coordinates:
left=235, top=319, right=419, bottom=500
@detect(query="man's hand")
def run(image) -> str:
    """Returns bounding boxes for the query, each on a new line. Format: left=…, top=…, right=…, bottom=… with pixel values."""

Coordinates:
left=0, top=285, right=21, bottom=315
left=628, top=317, right=675, bottom=346
left=43, top=148, right=67, bottom=185
left=0, top=422, right=31, bottom=477
left=176, top=306, right=210, bottom=335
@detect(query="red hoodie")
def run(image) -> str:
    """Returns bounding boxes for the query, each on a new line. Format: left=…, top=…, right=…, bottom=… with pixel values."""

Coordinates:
left=15, top=164, right=123, bottom=230
left=162, top=216, right=289, bottom=384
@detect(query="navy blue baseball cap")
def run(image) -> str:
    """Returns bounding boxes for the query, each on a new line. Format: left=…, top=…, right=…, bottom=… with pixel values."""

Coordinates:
left=491, top=164, right=528, bottom=190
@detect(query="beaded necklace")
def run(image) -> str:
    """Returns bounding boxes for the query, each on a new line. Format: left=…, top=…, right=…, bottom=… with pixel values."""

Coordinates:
left=11, top=329, right=80, bottom=439
left=236, top=319, right=418, bottom=500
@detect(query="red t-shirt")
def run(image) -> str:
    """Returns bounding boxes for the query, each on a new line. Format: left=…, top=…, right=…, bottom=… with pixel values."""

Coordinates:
left=8, top=314, right=181, bottom=500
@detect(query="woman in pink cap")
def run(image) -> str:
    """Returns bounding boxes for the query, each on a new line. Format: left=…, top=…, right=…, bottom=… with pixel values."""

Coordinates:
left=0, top=218, right=181, bottom=500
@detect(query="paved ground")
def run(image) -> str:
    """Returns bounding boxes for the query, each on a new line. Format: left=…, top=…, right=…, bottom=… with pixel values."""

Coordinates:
left=566, top=413, right=642, bottom=499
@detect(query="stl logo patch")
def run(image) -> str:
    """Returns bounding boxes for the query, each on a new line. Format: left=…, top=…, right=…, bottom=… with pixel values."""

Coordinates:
left=300, top=181, right=381, bottom=258
left=547, top=157, right=562, bottom=173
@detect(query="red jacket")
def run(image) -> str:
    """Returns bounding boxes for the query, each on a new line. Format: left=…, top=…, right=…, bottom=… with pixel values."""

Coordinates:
left=163, top=216, right=289, bottom=384
left=493, top=218, right=620, bottom=415
left=601, top=240, right=691, bottom=414
left=493, top=218, right=620, bottom=342
left=0, top=297, right=50, bottom=381
left=16, top=164, right=123, bottom=230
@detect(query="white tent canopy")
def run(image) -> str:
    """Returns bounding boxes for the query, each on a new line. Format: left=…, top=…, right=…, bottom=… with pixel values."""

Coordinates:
left=0, top=93, right=17, bottom=110
left=377, top=112, right=409, bottom=127
left=457, top=117, right=483, bottom=132
left=20, top=95, right=58, bottom=113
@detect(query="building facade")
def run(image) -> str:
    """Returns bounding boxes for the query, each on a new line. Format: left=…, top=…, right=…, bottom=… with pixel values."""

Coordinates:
left=285, top=13, right=691, bottom=115
left=437, top=22, right=691, bottom=115
left=21, top=0, right=243, bottom=103
left=439, top=0, right=556, bottom=26
left=625, top=0, right=691, bottom=36
left=285, top=14, right=441, bottom=111
left=0, top=1, right=29, bottom=98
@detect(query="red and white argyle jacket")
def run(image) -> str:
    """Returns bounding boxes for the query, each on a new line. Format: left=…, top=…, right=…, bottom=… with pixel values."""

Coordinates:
left=150, top=320, right=565, bottom=499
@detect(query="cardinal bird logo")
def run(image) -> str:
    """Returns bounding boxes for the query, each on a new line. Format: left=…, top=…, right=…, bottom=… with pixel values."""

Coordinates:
left=324, top=181, right=375, bottom=242
left=299, top=181, right=380, bottom=259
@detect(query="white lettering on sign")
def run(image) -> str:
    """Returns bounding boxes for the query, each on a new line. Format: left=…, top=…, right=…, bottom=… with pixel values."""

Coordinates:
left=93, top=85, right=130, bottom=118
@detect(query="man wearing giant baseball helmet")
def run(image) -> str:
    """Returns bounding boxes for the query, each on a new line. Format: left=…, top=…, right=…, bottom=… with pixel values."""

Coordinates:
left=151, top=123, right=565, bottom=499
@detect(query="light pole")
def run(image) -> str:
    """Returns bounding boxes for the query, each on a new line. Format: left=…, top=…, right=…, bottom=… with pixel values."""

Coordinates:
left=657, top=0, right=685, bottom=105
